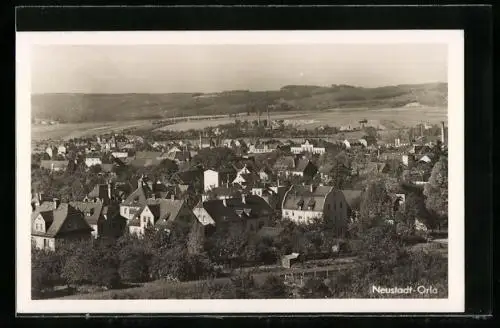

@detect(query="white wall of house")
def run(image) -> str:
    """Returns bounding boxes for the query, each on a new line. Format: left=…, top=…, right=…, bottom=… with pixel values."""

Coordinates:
left=112, top=152, right=129, bottom=159
left=281, top=209, right=323, bottom=224
left=204, top=170, right=220, bottom=191
left=120, top=205, right=141, bottom=221
left=32, top=236, right=56, bottom=251
left=85, top=157, right=102, bottom=167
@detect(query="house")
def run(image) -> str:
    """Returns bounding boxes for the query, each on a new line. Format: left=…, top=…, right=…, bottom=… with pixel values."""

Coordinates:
left=85, top=156, right=102, bottom=168
left=273, top=156, right=318, bottom=178
left=281, top=185, right=334, bottom=225
left=166, top=150, right=191, bottom=165
left=45, top=146, right=54, bottom=159
left=318, top=163, right=335, bottom=182
left=258, top=167, right=273, bottom=182
left=128, top=198, right=196, bottom=237
left=248, top=143, right=277, bottom=154
left=281, top=185, right=358, bottom=236
left=69, top=200, right=125, bottom=239
left=111, top=151, right=129, bottom=159
left=199, top=137, right=215, bottom=149
left=331, top=190, right=363, bottom=226
left=232, top=171, right=260, bottom=188
left=120, top=178, right=153, bottom=220
left=251, top=184, right=288, bottom=210
left=40, top=160, right=69, bottom=172
left=171, top=168, right=204, bottom=187
left=57, top=145, right=67, bottom=156
left=290, top=140, right=326, bottom=155
left=202, top=185, right=244, bottom=201
left=31, top=202, right=93, bottom=251
left=193, top=194, right=273, bottom=236
left=203, top=168, right=237, bottom=191
left=342, top=139, right=365, bottom=150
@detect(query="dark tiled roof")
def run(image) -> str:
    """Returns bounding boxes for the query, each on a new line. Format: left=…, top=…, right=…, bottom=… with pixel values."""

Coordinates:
left=122, top=185, right=152, bottom=206
left=294, top=159, right=314, bottom=172
left=201, top=195, right=273, bottom=224
left=32, top=203, right=93, bottom=237
left=282, top=185, right=334, bottom=211
left=273, top=156, right=296, bottom=170
left=69, top=201, right=104, bottom=225
left=340, top=190, right=363, bottom=210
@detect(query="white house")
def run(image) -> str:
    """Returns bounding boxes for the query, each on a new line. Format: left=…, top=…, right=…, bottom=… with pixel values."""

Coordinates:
left=45, top=146, right=53, bottom=159
left=128, top=199, right=194, bottom=237
left=281, top=185, right=362, bottom=236
left=57, top=145, right=67, bottom=156
left=112, top=151, right=129, bottom=159
left=85, top=157, right=102, bottom=167
left=203, top=168, right=236, bottom=192
left=290, top=140, right=326, bottom=155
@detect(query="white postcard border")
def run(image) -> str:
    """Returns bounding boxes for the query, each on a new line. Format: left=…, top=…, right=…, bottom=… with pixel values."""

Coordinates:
left=16, top=30, right=464, bottom=314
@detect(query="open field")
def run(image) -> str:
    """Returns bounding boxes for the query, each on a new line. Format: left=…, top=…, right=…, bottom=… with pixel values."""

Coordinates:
left=31, top=119, right=156, bottom=141
left=155, top=106, right=447, bottom=132
left=155, top=112, right=306, bottom=131
left=31, top=106, right=447, bottom=141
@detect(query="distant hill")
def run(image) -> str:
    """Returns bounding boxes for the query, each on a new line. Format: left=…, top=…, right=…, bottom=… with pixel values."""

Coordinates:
left=31, top=83, right=447, bottom=123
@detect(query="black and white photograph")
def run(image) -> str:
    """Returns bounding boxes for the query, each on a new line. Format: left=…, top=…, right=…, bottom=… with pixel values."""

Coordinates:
left=16, top=30, right=464, bottom=313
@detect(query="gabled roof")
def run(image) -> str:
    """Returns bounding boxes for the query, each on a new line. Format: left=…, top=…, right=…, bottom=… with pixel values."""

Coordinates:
left=201, top=195, right=273, bottom=224
left=87, top=184, right=111, bottom=202
left=122, top=185, right=152, bottom=207
left=32, top=203, right=93, bottom=237
left=340, top=190, right=363, bottom=210
left=69, top=201, right=105, bottom=225
left=282, top=185, right=333, bottom=211
left=294, top=158, right=314, bottom=172
left=273, top=156, right=296, bottom=170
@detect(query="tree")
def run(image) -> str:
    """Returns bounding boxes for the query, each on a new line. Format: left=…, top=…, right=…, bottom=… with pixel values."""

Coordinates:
left=258, top=275, right=288, bottom=298
left=359, top=180, right=393, bottom=229
left=423, top=156, right=448, bottom=228
left=191, top=147, right=237, bottom=170
left=299, top=277, right=332, bottom=298
left=118, top=241, right=152, bottom=282
left=31, top=248, right=64, bottom=297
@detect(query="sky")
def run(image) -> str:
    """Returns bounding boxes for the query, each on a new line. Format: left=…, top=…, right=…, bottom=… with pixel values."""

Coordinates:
left=30, top=44, right=447, bottom=94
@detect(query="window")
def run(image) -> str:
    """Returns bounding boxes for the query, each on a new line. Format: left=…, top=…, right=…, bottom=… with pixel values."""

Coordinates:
left=124, top=208, right=128, bottom=214
left=43, top=239, right=49, bottom=249
left=298, top=216, right=303, bottom=221
left=326, top=204, right=330, bottom=210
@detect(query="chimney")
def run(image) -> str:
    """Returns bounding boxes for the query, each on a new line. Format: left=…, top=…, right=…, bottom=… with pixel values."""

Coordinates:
left=171, top=194, right=175, bottom=200
left=242, top=194, right=246, bottom=204
left=223, top=198, right=227, bottom=207
left=107, top=182, right=112, bottom=200
left=310, top=184, right=314, bottom=193
left=440, top=121, right=445, bottom=145
left=53, top=198, right=60, bottom=209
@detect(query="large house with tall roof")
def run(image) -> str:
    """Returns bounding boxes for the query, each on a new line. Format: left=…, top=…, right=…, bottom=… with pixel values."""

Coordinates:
left=193, top=194, right=273, bottom=236
left=128, top=198, right=196, bottom=236
left=273, top=156, right=317, bottom=178
left=31, top=202, right=93, bottom=251
left=290, top=140, right=326, bottom=155
left=70, top=201, right=127, bottom=239
left=281, top=185, right=361, bottom=236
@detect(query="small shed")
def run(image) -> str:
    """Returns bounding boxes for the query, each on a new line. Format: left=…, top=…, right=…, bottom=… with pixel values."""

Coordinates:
left=280, top=252, right=300, bottom=268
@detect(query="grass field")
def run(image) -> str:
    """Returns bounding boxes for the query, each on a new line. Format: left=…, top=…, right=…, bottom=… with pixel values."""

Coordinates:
left=30, top=106, right=447, bottom=141
left=31, top=119, right=156, bottom=141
